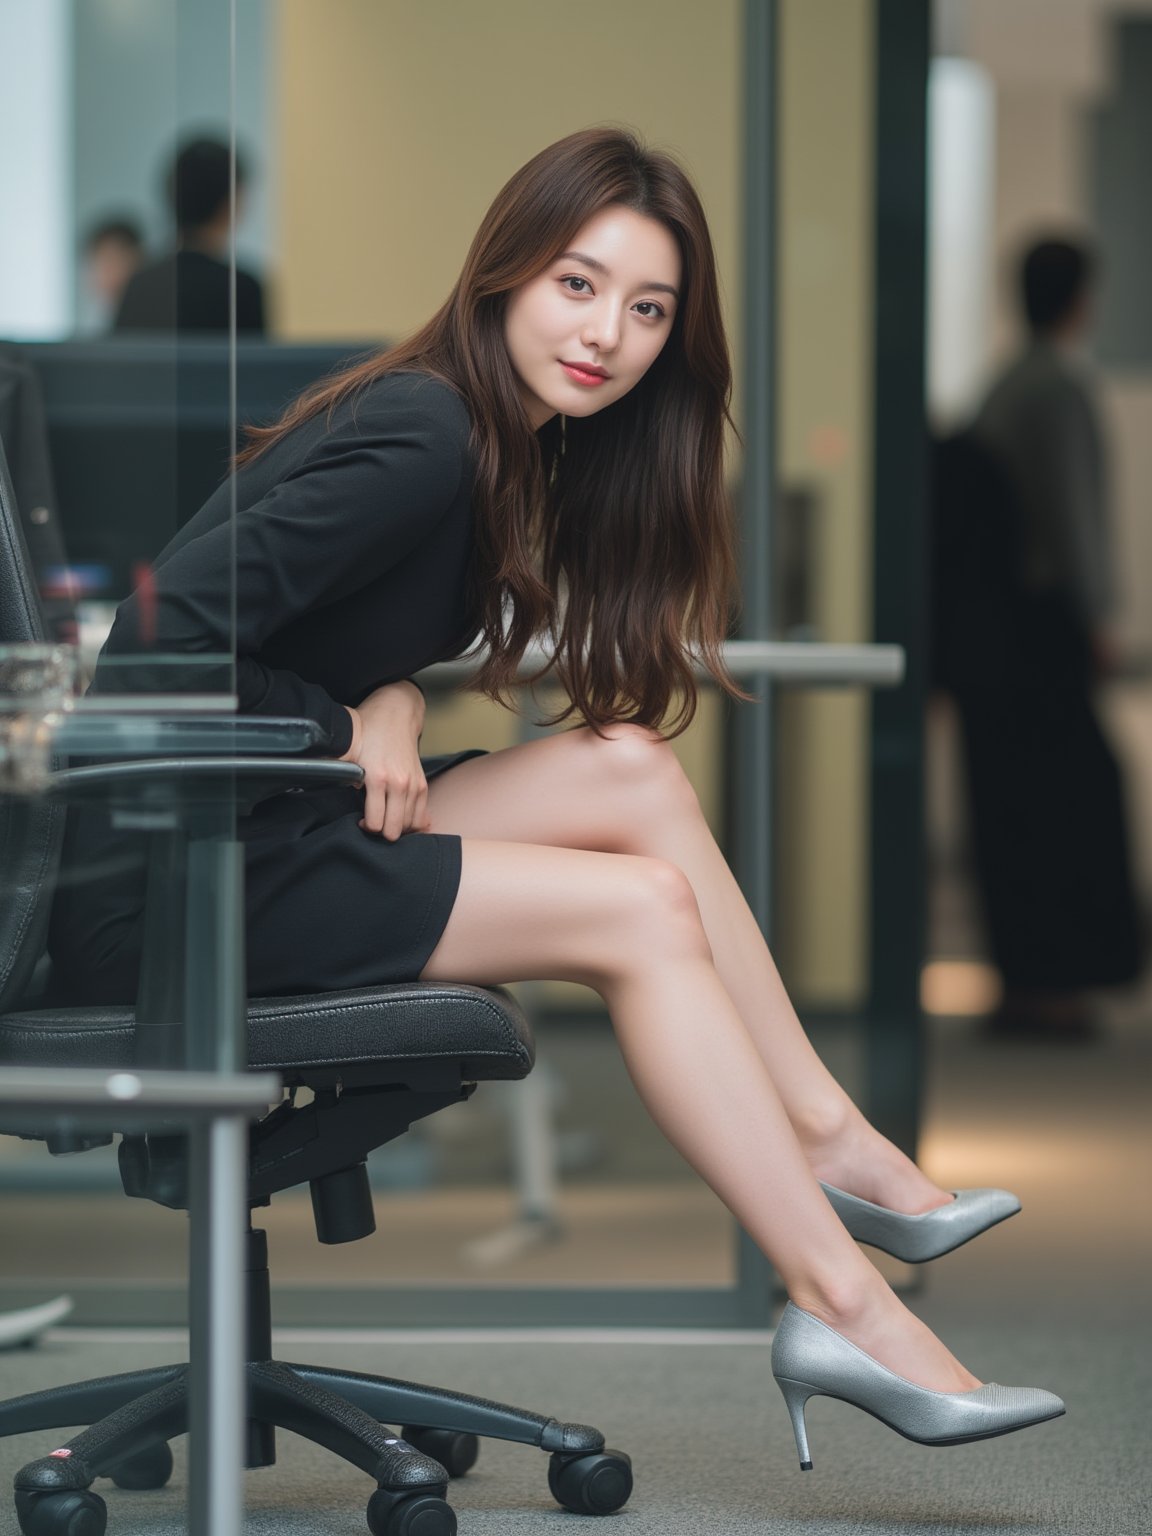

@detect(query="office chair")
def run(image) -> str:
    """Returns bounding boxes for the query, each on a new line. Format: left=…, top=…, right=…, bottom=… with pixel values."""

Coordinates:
left=0, top=444, right=633, bottom=1536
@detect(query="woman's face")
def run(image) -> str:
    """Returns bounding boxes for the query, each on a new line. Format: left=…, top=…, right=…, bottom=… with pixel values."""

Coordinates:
left=503, top=204, right=681, bottom=429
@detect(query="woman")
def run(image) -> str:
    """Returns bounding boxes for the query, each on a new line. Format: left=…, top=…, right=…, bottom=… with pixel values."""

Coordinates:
left=51, top=128, right=1063, bottom=1467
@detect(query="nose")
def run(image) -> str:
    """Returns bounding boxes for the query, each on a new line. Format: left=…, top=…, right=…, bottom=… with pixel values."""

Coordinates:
left=580, top=300, right=621, bottom=354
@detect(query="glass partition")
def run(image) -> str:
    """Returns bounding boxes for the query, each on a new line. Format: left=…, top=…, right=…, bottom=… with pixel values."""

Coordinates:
left=2, top=0, right=919, bottom=1330
left=0, top=0, right=243, bottom=1306
left=2, top=0, right=753, bottom=1326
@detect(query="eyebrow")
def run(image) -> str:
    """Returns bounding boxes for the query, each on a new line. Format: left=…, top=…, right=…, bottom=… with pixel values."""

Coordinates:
left=558, top=249, right=680, bottom=300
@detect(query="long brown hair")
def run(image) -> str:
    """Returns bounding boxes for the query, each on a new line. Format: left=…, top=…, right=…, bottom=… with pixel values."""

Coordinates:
left=239, top=127, right=746, bottom=735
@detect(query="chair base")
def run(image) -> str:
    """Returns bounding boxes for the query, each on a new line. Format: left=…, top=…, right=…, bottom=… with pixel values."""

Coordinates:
left=2, top=1357, right=631, bottom=1533
left=0, top=1223, right=633, bottom=1531
left=0, top=1222, right=634, bottom=1532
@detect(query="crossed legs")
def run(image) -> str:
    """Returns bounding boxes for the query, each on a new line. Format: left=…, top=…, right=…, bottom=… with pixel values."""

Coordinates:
left=418, top=725, right=979, bottom=1393
left=424, top=724, right=946, bottom=1210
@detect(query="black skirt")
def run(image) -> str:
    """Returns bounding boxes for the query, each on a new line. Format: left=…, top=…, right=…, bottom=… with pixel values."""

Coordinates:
left=47, top=749, right=485, bottom=1005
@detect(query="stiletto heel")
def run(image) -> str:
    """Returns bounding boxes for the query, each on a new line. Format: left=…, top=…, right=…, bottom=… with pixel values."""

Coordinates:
left=775, top=1377, right=816, bottom=1470
left=819, top=1182, right=1021, bottom=1262
left=771, top=1303, right=1064, bottom=1466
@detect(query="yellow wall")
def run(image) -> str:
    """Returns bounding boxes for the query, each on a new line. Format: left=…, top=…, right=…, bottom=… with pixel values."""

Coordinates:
left=271, top=0, right=742, bottom=1008
left=272, top=0, right=876, bottom=1010
left=272, top=0, right=741, bottom=373
left=774, top=0, right=874, bottom=1006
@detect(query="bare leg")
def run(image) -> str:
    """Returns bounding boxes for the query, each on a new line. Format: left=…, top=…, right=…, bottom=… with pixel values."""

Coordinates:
left=425, top=727, right=948, bottom=1213
left=419, top=838, right=979, bottom=1392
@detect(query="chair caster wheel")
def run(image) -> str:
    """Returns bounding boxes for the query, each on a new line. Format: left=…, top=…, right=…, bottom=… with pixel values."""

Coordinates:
left=548, top=1448, right=633, bottom=1515
left=400, top=1426, right=479, bottom=1478
left=104, top=1440, right=174, bottom=1490
left=366, top=1487, right=457, bottom=1536
left=15, top=1488, right=108, bottom=1536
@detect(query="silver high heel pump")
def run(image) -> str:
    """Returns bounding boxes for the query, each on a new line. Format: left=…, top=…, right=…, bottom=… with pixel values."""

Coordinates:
left=772, top=1302, right=1064, bottom=1469
left=820, top=1182, right=1021, bottom=1263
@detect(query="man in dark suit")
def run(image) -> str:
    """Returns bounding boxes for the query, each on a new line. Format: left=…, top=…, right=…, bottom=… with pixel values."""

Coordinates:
left=943, top=237, right=1145, bottom=1039
left=113, top=136, right=266, bottom=334
left=975, top=239, right=1114, bottom=661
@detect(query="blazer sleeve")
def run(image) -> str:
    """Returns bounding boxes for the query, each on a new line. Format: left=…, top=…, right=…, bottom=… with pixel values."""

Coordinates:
left=1026, top=373, right=1115, bottom=629
left=96, top=389, right=468, bottom=755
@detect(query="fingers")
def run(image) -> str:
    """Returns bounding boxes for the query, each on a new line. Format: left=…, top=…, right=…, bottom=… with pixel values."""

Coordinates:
left=412, top=780, right=431, bottom=834
left=359, top=771, right=429, bottom=840
left=382, top=775, right=409, bottom=842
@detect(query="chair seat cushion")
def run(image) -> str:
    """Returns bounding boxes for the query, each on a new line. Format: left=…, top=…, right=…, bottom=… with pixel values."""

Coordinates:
left=0, top=982, right=533, bottom=1083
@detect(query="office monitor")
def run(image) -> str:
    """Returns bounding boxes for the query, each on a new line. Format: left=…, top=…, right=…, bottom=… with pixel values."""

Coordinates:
left=20, top=338, right=381, bottom=604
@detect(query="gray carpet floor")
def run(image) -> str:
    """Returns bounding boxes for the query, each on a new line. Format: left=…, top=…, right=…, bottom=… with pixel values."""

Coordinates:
left=2, top=1008, right=1151, bottom=1532
left=0, top=1317, right=1146, bottom=1536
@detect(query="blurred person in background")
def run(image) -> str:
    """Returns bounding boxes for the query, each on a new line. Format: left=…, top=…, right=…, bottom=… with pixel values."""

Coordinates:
left=113, top=134, right=266, bottom=334
left=80, top=215, right=144, bottom=329
left=936, top=236, right=1144, bottom=1041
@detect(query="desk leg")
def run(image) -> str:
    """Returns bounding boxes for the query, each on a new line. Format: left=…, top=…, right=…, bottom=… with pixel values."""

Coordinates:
left=187, top=1114, right=249, bottom=1536
left=185, top=830, right=250, bottom=1532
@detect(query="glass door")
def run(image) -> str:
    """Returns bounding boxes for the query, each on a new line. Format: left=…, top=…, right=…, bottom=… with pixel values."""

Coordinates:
left=1, top=0, right=933, bottom=1331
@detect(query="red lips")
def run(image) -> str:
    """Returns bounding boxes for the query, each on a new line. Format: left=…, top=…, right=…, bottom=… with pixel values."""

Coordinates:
left=560, top=361, right=609, bottom=385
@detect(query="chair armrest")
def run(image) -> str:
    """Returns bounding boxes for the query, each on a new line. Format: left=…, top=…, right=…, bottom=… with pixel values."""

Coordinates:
left=55, top=713, right=333, bottom=758
left=46, top=711, right=365, bottom=811
left=48, top=757, right=363, bottom=806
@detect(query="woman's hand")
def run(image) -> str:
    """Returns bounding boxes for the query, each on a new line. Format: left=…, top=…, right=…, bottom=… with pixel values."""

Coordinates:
left=341, top=681, right=430, bottom=840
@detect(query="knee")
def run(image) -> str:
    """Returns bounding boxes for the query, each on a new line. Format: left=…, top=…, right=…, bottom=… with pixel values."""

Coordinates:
left=584, top=723, right=700, bottom=827
left=612, top=855, right=712, bottom=967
